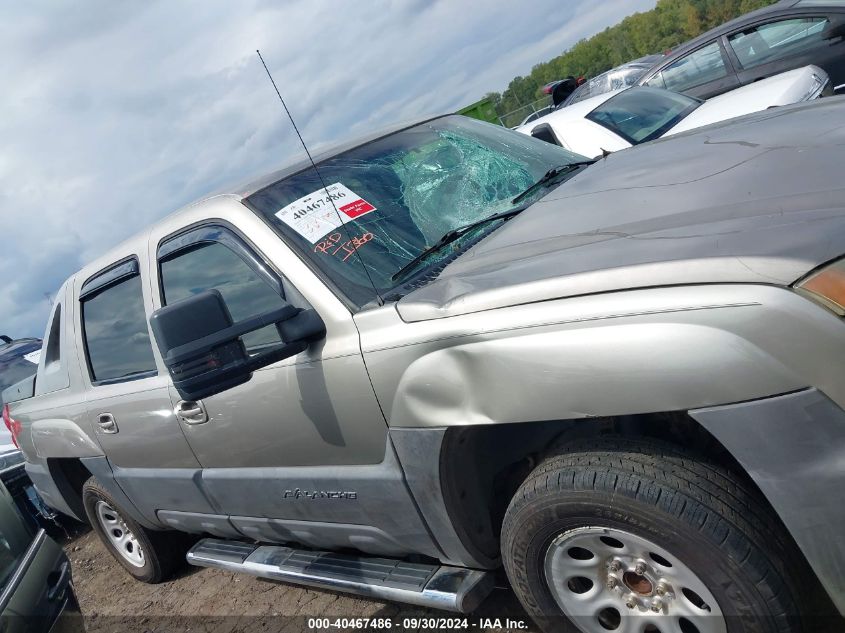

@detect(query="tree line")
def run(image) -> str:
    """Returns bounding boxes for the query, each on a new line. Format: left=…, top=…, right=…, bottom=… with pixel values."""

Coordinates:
left=488, top=0, right=776, bottom=117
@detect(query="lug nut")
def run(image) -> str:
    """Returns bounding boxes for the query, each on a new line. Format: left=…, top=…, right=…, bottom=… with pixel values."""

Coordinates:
left=656, top=582, right=668, bottom=596
left=609, top=559, right=622, bottom=572
left=650, top=598, right=663, bottom=613
left=635, top=561, right=647, bottom=575
left=625, top=595, right=637, bottom=609
left=606, top=576, right=617, bottom=590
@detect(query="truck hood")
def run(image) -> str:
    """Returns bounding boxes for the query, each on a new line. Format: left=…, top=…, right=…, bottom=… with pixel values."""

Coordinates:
left=397, top=98, right=845, bottom=322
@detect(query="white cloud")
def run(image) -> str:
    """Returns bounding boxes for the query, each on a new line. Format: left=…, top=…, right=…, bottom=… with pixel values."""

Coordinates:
left=0, top=0, right=655, bottom=338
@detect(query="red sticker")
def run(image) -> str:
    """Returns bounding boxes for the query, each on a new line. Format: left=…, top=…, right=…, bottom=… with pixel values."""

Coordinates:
left=339, top=199, right=376, bottom=219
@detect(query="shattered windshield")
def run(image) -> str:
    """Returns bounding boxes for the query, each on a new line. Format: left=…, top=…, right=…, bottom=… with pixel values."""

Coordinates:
left=247, top=115, right=585, bottom=307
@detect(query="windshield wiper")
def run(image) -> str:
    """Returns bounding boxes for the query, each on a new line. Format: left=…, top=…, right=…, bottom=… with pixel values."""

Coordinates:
left=511, top=160, right=597, bottom=206
left=391, top=207, right=524, bottom=282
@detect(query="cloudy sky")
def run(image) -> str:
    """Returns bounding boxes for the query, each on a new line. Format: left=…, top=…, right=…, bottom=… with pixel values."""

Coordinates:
left=0, top=0, right=655, bottom=338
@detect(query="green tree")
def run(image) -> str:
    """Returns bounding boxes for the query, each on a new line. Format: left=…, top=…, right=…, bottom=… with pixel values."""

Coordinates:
left=490, top=0, right=777, bottom=118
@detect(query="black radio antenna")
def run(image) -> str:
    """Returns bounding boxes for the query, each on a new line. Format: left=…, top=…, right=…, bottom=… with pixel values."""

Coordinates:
left=256, top=49, right=383, bottom=305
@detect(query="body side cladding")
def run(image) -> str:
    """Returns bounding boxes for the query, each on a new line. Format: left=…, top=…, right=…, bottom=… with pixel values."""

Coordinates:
left=80, top=456, right=163, bottom=530
left=24, top=461, right=81, bottom=521
left=95, top=435, right=445, bottom=561
left=690, top=388, right=845, bottom=616
left=390, top=428, right=498, bottom=569
left=109, top=464, right=217, bottom=525
left=196, top=436, right=444, bottom=561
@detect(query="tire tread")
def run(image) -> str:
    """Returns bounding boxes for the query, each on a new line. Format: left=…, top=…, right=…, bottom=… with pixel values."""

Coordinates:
left=501, top=436, right=808, bottom=633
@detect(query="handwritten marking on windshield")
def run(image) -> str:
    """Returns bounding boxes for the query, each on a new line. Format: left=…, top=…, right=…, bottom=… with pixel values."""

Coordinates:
left=314, top=232, right=343, bottom=254
left=315, top=232, right=375, bottom=262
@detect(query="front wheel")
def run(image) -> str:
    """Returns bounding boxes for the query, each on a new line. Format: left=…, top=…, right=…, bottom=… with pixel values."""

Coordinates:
left=501, top=437, right=809, bottom=633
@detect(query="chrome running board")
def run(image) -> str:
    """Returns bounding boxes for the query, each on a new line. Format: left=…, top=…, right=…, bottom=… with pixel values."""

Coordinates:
left=186, top=539, right=493, bottom=613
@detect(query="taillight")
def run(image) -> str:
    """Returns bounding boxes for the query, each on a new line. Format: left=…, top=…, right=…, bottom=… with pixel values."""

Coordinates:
left=2, top=404, right=21, bottom=449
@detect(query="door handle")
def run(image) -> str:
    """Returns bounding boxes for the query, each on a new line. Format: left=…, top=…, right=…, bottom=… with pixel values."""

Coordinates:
left=174, top=400, right=208, bottom=425
left=95, top=412, right=118, bottom=434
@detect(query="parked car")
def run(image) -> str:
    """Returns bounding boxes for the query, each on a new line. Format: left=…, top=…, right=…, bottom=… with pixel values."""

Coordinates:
left=517, top=65, right=830, bottom=157
left=0, top=337, right=41, bottom=449
left=561, top=54, right=664, bottom=107
left=0, top=462, right=81, bottom=632
left=637, top=0, right=845, bottom=98
left=519, top=105, right=554, bottom=127
left=4, top=103, right=845, bottom=632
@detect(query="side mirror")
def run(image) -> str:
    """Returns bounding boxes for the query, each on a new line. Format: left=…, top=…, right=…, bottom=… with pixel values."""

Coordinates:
left=149, top=290, right=325, bottom=401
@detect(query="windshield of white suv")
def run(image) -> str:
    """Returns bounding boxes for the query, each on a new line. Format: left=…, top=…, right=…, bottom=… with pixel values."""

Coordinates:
left=586, top=87, right=700, bottom=145
left=247, top=115, right=587, bottom=307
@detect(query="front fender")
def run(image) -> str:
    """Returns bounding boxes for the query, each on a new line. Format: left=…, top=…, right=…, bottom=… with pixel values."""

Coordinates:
left=390, top=321, right=802, bottom=427
left=359, top=285, right=845, bottom=427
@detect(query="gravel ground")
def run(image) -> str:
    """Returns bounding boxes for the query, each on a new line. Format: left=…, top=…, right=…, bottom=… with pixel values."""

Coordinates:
left=63, top=528, right=537, bottom=633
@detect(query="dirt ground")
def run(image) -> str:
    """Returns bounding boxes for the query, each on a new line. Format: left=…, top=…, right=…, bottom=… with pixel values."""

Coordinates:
left=63, top=528, right=538, bottom=633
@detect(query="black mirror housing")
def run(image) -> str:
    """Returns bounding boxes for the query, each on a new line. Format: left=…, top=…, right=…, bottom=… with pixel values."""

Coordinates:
left=149, top=290, right=325, bottom=401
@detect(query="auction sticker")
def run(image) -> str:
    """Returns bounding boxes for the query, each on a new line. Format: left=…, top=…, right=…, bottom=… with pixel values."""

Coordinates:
left=275, top=183, right=376, bottom=243
left=23, top=350, right=41, bottom=365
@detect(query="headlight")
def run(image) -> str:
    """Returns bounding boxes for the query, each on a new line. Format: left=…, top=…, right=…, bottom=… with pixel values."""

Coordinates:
left=795, top=258, right=845, bottom=315
left=800, top=73, right=828, bottom=101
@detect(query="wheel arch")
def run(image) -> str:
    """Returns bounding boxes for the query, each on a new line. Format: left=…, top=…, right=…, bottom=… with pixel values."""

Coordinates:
left=437, top=411, right=798, bottom=567
left=44, top=457, right=92, bottom=522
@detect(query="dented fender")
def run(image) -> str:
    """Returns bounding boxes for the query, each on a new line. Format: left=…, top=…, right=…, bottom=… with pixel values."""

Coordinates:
left=357, top=285, right=845, bottom=427
left=387, top=321, right=802, bottom=427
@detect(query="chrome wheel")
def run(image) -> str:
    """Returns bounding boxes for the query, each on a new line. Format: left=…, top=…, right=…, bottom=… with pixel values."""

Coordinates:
left=95, top=500, right=145, bottom=568
left=544, top=526, right=725, bottom=633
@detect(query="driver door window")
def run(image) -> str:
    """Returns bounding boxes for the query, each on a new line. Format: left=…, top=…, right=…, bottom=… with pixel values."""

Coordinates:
left=159, top=241, right=288, bottom=352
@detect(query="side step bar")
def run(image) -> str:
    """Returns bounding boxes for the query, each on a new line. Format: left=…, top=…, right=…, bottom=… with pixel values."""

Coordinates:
left=187, top=539, right=494, bottom=613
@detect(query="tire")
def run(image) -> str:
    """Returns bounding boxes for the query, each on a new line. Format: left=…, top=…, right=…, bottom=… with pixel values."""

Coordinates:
left=501, top=436, right=810, bottom=633
left=82, top=477, right=185, bottom=583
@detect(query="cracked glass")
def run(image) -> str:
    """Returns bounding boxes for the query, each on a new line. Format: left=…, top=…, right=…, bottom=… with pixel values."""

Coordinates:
left=248, top=116, right=585, bottom=307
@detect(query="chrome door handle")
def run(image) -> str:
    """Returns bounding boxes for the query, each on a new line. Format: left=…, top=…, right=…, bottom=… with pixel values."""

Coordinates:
left=175, top=400, right=208, bottom=425
left=96, top=413, right=118, bottom=434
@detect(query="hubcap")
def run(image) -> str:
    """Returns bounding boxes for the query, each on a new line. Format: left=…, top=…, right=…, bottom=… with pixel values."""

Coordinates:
left=95, top=500, right=145, bottom=568
left=544, top=526, right=726, bottom=633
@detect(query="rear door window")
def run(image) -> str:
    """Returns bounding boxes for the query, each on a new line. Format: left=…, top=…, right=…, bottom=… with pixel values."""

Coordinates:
left=727, top=16, right=829, bottom=69
left=81, top=272, right=157, bottom=383
left=647, top=41, right=729, bottom=93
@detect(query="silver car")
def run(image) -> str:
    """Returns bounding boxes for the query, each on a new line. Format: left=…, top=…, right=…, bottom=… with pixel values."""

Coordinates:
left=4, top=102, right=845, bottom=633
